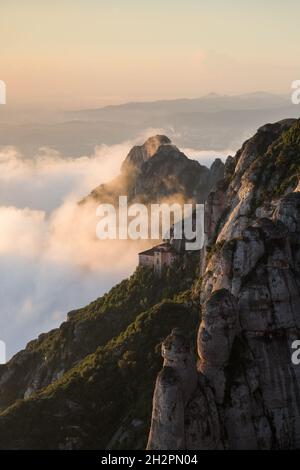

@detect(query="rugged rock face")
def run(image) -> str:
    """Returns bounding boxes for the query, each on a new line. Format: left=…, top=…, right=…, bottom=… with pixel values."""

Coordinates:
left=198, top=290, right=239, bottom=404
left=147, top=329, right=198, bottom=450
left=147, top=326, right=224, bottom=450
left=82, top=135, right=224, bottom=205
left=121, top=135, right=172, bottom=172
left=148, top=119, right=300, bottom=450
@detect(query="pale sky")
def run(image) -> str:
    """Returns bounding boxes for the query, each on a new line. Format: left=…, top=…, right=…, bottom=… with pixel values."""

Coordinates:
left=1, top=0, right=300, bottom=109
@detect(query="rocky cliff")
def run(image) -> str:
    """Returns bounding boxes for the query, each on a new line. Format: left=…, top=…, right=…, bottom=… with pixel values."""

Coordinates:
left=82, top=135, right=224, bottom=205
left=147, top=119, right=300, bottom=449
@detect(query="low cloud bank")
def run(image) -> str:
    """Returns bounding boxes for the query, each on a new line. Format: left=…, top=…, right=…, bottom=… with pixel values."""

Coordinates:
left=0, top=132, right=231, bottom=358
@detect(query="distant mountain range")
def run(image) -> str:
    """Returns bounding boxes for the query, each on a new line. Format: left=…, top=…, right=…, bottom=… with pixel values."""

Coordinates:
left=0, top=92, right=299, bottom=157
left=70, top=92, right=292, bottom=119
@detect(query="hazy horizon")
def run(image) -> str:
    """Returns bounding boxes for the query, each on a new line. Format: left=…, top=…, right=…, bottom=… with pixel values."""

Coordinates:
left=1, top=0, right=300, bottom=110
left=0, top=90, right=292, bottom=116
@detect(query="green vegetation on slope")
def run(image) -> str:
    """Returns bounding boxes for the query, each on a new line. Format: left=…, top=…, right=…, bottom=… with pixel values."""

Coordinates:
left=0, top=301, right=198, bottom=450
left=0, top=257, right=200, bottom=449
left=250, top=119, right=300, bottom=208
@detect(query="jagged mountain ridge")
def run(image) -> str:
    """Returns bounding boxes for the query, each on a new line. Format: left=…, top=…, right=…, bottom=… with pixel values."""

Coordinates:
left=82, top=134, right=224, bottom=205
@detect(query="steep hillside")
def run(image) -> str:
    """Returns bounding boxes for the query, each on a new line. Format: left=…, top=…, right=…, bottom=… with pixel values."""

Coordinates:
left=0, top=259, right=198, bottom=412
left=0, top=260, right=199, bottom=449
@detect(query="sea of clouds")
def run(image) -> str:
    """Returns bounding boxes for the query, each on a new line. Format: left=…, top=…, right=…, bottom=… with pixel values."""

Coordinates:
left=0, top=132, right=232, bottom=358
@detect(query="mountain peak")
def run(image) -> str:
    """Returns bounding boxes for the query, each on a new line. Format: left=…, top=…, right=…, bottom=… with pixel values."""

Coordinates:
left=143, top=135, right=172, bottom=157
left=121, top=135, right=172, bottom=173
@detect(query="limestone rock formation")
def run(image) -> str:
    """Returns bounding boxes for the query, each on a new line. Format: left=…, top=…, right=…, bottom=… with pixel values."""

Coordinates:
left=148, top=119, right=300, bottom=450
left=147, top=327, right=224, bottom=450
left=82, top=135, right=224, bottom=205
left=121, top=135, right=172, bottom=173
left=147, top=329, right=197, bottom=450
left=198, top=290, right=239, bottom=404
